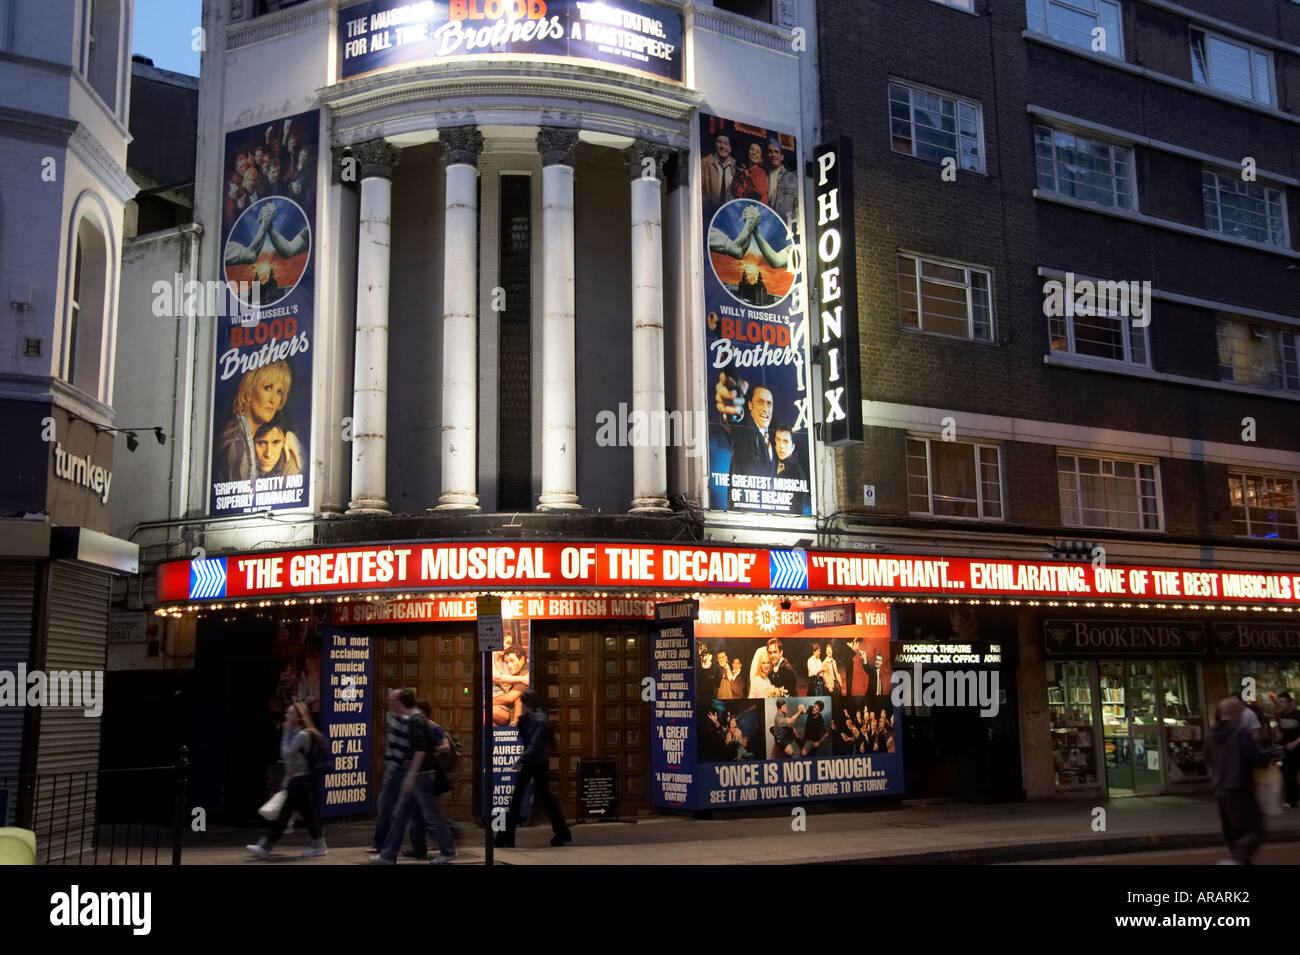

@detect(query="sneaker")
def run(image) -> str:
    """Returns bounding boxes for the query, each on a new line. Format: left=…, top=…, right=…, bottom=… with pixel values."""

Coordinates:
left=430, top=853, right=456, bottom=865
left=302, top=840, right=328, bottom=858
left=370, top=854, right=396, bottom=865
left=401, top=848, right=428, bottom=859
left=1216, top=858, right=1243, bottom=865
left=550, top=832, right=573, bottom=847
left=245, top=842, right=272, bottom=859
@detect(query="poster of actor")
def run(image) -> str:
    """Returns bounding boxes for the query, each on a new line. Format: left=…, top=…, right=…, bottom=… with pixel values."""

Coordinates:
left=210, top=110, right=319, bottom=516
left=702, top=115, right=811, bottom=515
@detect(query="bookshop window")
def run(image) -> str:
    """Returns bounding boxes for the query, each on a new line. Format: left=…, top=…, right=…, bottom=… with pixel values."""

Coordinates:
left=1224, top=661, right=1300, bottom=722
left=1161, top=660, right=1207, bottom=780
left=1046, top=660, right=1097, bottom=788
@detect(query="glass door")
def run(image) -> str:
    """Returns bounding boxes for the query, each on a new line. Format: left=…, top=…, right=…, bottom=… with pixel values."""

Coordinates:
left=1127, top=662, right=1162, bottom=792
left=1099, top=662, right=1132, bottom=794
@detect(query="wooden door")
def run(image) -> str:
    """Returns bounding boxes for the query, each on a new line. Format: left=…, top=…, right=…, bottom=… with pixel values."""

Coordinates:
left=371, top=627, right=476, bottom=820
left=536, top=624, right=650, bottom=817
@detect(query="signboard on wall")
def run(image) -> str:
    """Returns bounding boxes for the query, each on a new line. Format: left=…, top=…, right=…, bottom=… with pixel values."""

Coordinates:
left=700, top=113, right=812, bottom=516
left=209, top=109, right=318, bottom=516
left=339, top=0, right=683, bottom=81
left=811, top=138, right=862, bottom=445
left=649, top=616, right=696, bottom=808
left=1044, top=619, right=1209, bottom=656
left=318, top=628, right=373, bottom=816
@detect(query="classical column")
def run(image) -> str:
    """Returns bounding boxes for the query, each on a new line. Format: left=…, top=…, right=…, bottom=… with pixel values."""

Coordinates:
left=348, top=139, right=400, bottom=515
left=627, top=141, right=673, bottom=514
left=536, top=127, right=581, bottom=510
left=437, top=126, right=485, bottom=510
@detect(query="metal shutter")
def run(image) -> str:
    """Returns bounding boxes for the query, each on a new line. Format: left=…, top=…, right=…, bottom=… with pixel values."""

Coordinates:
left=0, top=561, right=37, bottom=823
left=31, top=562, right=110, bottom=863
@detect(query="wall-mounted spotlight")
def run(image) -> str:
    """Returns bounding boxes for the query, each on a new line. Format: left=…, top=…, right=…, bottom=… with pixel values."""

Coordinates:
left=98, top=425, right=167, bottom=452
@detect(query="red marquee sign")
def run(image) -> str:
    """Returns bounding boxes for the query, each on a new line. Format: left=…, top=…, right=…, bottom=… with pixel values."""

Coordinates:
left=159, top=540, right=1300, bottom=607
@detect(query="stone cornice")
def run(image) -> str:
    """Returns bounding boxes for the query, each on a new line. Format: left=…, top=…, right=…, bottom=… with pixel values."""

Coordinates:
left=0, top=374, right=115, bottom=428
left=69, top=124, right=138, bottom=204
left=228, top=0, right=333, bottom=50
left=686, top=3, right=798, bottom=55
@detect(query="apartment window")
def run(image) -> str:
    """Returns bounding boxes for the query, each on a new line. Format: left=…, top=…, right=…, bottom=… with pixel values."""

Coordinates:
left=889, top=82, right=985, bottom=173
left=1217, top=320, right=1300, bottom=392
left=898, top=254, right=993, bottom=341
left=67, top=238, right=83, bottom=387
left=1026, top=0, right=1123, bottom=59
left=930, top=0, right=975, bottom=10
left=1048, top=296, right=1149, bottom=366
left=1058, top=454, right=1160, bottom=530
left=1202, top=172, right=1287, bottom=247
left=1191, top=29, right=1274, bottom=106
left=907, top=438, right=1003, bottom=519
left=1034, top=125, right=1134, bottom=209
left=1229, top=472, right=1300, bottom=540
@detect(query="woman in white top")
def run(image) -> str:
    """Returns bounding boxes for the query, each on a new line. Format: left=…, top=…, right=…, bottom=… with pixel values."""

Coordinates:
left=748, top=648, right=780, bottom=698
left=247, top=701, right=327, bottom=859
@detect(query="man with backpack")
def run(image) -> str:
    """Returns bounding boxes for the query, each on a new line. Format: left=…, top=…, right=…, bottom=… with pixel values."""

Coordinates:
left=375, top=699, right=456, bottom=865
left=366, top=689, right=428, bottom=859
left=496, top=691, right=572, bottom=849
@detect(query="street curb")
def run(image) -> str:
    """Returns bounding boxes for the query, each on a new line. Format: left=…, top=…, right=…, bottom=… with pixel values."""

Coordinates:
left=836, top=828, right=1300, bottom=865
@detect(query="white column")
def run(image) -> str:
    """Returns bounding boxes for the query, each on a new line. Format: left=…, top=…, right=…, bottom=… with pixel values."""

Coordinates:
left=348, top=140, right=400, bottom=515
left=537, top=127, right=580, bottom=510
left=437, top=126, right=484, bottom=510
left=628, top=142, right=672, bottom=514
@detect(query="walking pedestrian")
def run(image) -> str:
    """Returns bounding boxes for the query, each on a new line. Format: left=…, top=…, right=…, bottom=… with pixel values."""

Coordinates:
left=246, top=701, right=327, bottom=859
left=374, top=701, right=456, bottom=865
left=366, top=689, right=428, bottom=858
left=496, top=691, right=572, bottom=848
left=1207, top=696, right=1277, bottom=864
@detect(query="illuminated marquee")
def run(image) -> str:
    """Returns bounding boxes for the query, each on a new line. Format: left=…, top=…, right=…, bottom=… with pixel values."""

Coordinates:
left=156, top=541, right=1300, bottom=608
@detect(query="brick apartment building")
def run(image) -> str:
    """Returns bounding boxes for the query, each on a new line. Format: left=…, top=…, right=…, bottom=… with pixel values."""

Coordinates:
left=816, top=0, right=1300, bottom=800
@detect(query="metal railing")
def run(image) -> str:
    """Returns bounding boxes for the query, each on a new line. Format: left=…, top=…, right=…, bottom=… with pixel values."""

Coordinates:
left=0, top=746, right=189, bottom=865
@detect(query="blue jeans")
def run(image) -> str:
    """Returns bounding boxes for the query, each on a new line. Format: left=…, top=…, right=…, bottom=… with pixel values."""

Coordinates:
left=372, top=764, right=426, bottom=852
left=382, top=772, right=453, bottom=861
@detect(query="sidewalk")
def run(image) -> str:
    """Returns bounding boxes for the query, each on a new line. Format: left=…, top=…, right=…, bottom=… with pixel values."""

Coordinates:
left=180, top=794, right=1300, bottom=865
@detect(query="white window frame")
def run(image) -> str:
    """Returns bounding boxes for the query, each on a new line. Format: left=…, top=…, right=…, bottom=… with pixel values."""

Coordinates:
left=1057, top=451, right=1163, bottom=532
left=888, top=81, right=986, bottom=174
left=1216, top=319, right=1300, bottom=393
left=1025, top=0, right=1124, bottom=60
left=1048, top=297, right=1150, bottom=368
left=1034, top=124, right=1136, bottom=211
left=897, top=252, right=995, bottom=342
left=1190, top=27, right=1275, bottom=107
left=1201, top=170, right=1289, bottom=248
left=906, top=437, right=1005, bottom=520
left=1228, top=471, right=1300, bottom=541
left=929, top=0, right=976, bottom=12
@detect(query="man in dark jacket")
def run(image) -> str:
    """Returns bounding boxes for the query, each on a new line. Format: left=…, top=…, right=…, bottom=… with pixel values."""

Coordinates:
left=1207, top=696, right=1276, bottom=864
left=1276, top=692, right=1300, bottom=807
left=497, top=691, right=572, bottom=848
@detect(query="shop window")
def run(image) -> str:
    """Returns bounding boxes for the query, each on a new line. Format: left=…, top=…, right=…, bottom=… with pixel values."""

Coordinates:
left=1202, top=171, right=1287, bottom=247
left=1217, top=320, right=1299, bottom=393
left=1229, top=471, right=1300, bottom=540
left=1047, top=661, right=1097, bottom=787
left=1225, top=661, right=1300, bottom=722
left=1162, top=660, right=1206, bottom=780
left=889, top=82, right=985, bottom=173
left=906, top=437, right=1003, bottom=519
left=1191, top=28, right=1274, bottom=106
left=1057, top=453, right=1161, bottom=530
left=1026, top=0, right=1123, bottom=59
left=1034, top=125, right=1135, bottom=210
left=897, top=253, right=993, bottom=341
left=714, top=0, right=772, bottom=23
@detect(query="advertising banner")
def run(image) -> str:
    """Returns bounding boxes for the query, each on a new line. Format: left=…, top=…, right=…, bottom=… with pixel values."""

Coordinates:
left=690, top=597, right=901, bottom=808
left=490, top=616, right=533, bottom=821
left=161, top=543, right=1300, bottom=609
left=210, top=109, right=318, bottom=516
left=650, top=616, right=696, bottom=809
left=699, top=114, right=812, bottom=516
left=318, top=628, right=373, bottom=817
left=340, top=0, right=683, bottom=81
